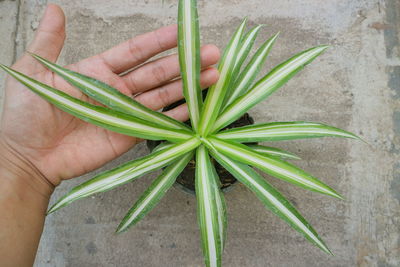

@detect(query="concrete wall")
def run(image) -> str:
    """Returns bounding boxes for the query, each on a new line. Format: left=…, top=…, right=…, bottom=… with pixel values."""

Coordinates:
left=0, top=0, right=399, bottom=266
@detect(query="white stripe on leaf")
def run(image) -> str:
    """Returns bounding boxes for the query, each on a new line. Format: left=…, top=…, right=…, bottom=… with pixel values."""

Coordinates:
left=213, top=46, right=329, bottom=132
left=31, top=54, right=189, bottom=131
left=0, top=65, right=192, bottom=142
left=198, top=18, right=247, bottom=136
left=116, top=152, right=194, bottom=233
left=247, top=144, right=301, bottom=160
left=210, top=151, right=332, bottom=254
left=208, top=137, right=342, bottom=199
left=178, top=0, right=202, bottom=130
left=196, top=146, right=225, bottom=267
left=224, top=32, right=279, bottom=107
left=215, top=121, right=360, bottom=142
left=48, top=138, right=200, bottom=213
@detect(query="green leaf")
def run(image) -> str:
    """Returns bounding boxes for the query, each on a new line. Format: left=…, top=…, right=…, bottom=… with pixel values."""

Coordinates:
left=116, top=151, right=194, bottom=233
left=224, top=32, right=279, bottom=107
left=152, top=142, right=174, bottom=153
left=212, top=168, right=227, bottom=251
left=196, top=146, right=226, bottom=267
left=178, top=0, right=202, bottom=131
left=212, top=45, right=329, bottom=132
left=47, top=137, right=200, bottom=213
left=216, top=121, right=360, bottom=142
left=247, top=144, right=301, bottom=160
left=30, top=53, right=190, bottom=131
left=0, top=64, right=193, bottom=142
left=198, top=18, right=247, bottom=135
left=209, top=150, right=332, bottom=254
left=229, top=25, right=263, bottom=84
left=207, top=137, right=342, bottom=199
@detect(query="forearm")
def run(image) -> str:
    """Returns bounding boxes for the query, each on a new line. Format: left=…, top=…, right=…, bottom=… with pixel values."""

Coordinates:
left=0, top=139, right=54, bottom=267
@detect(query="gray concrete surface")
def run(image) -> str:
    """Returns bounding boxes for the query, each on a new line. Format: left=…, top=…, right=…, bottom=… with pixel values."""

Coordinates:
left=0, top=0, right=399, bottom=266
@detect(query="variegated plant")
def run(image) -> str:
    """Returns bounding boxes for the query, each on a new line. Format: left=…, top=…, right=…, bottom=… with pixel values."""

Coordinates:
left=0, top=0, right=360, bottom=266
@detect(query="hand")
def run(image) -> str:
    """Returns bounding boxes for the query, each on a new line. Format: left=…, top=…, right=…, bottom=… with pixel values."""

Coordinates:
left=0, top=4, right=220, bottom=188
left=0, top=5, right=219, bottom=266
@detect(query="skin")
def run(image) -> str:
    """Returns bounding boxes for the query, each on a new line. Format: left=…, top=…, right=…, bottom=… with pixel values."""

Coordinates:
left=0, top=4, right=220, bottom=266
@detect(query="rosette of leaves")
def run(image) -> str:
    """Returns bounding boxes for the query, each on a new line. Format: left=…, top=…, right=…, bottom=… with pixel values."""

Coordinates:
left=0, top=0, right=360, bottom=266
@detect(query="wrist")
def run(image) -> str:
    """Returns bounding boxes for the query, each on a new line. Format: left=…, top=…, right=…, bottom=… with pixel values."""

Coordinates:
left=0, top=137, right=54, bottom=200
left=0, top=137, right=53, bottom=266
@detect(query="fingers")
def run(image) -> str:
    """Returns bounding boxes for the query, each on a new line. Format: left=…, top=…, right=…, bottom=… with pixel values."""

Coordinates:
left=14, top=4, right=66, bottom=74
left=164, top=104, right=190, bottom=122
left=135, top=67, right=219, bottom=110
left=97, top=25, right=178, bottom=74
left=123, top=44, right=220, bottom=94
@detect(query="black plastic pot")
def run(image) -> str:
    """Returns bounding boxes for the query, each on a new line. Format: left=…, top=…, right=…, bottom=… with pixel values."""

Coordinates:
left=146, top=91, right=255, bottom=195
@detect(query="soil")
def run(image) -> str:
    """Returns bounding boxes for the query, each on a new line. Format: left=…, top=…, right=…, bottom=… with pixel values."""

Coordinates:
left=146, top=91, right=255, bottom=194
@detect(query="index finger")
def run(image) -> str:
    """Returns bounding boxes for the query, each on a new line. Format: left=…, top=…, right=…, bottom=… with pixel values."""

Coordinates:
left=97, top=24, right=178, bottom=74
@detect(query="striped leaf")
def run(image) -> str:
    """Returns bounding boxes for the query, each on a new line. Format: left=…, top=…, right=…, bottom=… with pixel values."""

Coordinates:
left=209, top=150, right=332, bottom=254
left=116, top=152, right=194, bottom=233
left=212, top=46, right=329, bottom=132
left=178, top=0, right=202, bottom=131
left=30, top=53, right=190, bottom=131
left=247, top=144, right=301, bottom=160
left=0, top=65, right=192, bottom=142
left=216, top=121, right=360, bottom=142
left=47, top=137, right=200, bottom=213
left=224, top=32, right=279, bottom=107
left=230, top=25, right=263, bottom=83
left=212, top=168, right=227, bottom=251
left=198, top=18, right=247, bottom=135
left=207, top=137, right=342, bottom=199
left=196, top=146, right=226, bottom=267
left=152, top=142, right=173, bottom=153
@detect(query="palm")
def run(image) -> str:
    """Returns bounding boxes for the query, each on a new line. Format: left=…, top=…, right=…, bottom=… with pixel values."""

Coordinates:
left=2, top=61, right=137, bottom=183
left=0, top=5, right=219, bottom=185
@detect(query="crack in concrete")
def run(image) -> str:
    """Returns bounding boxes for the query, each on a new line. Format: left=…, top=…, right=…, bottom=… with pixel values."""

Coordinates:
left=12, top=0, right=20, bottom=64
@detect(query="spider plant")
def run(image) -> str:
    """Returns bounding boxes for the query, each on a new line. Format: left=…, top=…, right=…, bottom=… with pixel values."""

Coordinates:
left=0, top=0, right=360, bottom=266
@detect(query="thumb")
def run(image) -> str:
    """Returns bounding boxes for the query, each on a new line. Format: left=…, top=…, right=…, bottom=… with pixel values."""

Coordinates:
left=14, top=4, right=66, bottom=73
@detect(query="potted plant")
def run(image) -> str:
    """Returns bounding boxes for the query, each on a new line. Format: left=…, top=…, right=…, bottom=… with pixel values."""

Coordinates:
left=0, top=0, right=360, bottom=266
left=146, top=89, right=259, bottom=194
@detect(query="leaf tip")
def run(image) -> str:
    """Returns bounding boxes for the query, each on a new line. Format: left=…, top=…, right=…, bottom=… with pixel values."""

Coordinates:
left=317, top=44, right=330, bottom=53
left=239, top=17, right=248, bottom=29
left=271, top=31, right=280, bottom=42
left=46, top=206, right=57, bottom=215
left=28, top=52, right=48, bottom=64
left=116, top=217, right=133, bottom=234
left=47, top=199, right=66, bottom=214
left=313, top=236, right=333, bottom=255
left=337, top=129, right=366, bottom=143
left=28, top=52, right=39, bottom=59
left=255, top=24, right=265, bottom=30
left=320, top=184, right=343, bottom=200
left=115, top=225, right=127, bottom=234
left=306, top=45, right=330, bottom=59
left=289, top=154, right=302, bottom=160
left=331, top=191, right=344, bottom=200
left=320, top=243, right=334, bottom=256
left=352, top=133, right=368, bottom=144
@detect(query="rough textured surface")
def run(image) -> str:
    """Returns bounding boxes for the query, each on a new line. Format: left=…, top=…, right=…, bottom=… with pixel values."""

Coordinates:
left=0, top=0, right=399, bottom=266
left=0, top=0, right=18, bottom=118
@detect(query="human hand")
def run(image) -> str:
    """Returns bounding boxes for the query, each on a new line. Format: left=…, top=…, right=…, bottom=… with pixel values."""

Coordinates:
left=0, top=4, right=220, bottom=188
left=0, top=5, right=220, bottom=266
